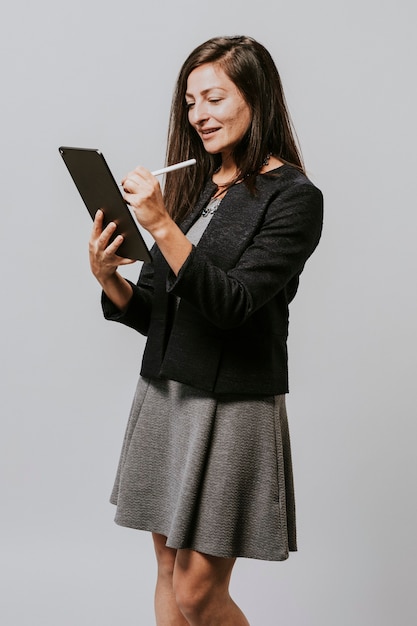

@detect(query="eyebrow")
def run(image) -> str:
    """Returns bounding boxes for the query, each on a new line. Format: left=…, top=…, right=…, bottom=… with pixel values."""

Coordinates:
left=185, top=86, right=227, bottom=99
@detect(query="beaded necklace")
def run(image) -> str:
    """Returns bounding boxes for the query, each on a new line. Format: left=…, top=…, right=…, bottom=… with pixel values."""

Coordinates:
left=202, top=153, right=272, bottom=218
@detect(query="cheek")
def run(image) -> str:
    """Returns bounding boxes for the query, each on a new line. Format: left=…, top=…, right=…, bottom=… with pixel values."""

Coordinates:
left=234, top=103, right=251, bottom=133
left=234, top=112, right=251, bottom=137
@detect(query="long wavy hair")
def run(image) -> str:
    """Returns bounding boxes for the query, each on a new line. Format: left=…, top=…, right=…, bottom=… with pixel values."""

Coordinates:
left=163, top=35, right=305, bottom=222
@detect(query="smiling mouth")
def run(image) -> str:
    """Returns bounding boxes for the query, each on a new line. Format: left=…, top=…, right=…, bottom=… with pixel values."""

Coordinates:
left=201, top=128, right=220, bottom=137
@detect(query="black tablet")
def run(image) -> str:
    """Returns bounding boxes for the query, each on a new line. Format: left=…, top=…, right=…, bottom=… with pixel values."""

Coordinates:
left=59, top=146, right=152, bottom=262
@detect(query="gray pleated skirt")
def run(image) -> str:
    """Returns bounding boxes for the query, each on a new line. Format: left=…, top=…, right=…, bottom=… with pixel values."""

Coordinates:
left=110, top=376, right=297, bottom=561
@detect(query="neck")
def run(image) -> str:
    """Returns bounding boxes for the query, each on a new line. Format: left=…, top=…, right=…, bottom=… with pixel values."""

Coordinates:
left=213, top=152, right=276, bottom=186
left=213, top=171, right=237, bottom=187
left=212, top=157, right=239, bottom=187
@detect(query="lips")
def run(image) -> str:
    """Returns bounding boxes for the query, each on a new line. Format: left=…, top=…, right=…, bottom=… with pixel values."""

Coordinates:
left=201, top=128, right=220, bottom=137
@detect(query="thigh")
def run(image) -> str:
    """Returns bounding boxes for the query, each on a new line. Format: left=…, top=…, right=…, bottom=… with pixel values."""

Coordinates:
left=174, top=548, right=236, bottom=592
left=153, top=532, right=177, bottom=572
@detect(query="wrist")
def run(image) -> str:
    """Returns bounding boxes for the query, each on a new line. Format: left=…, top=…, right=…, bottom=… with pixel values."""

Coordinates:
left=99, top=271, right=119, bottom=289
left=151, top=220, right=192, bottom=276
left=100, top=272, right=133, bottom=312
left=149, top=215, right=174, bottom=243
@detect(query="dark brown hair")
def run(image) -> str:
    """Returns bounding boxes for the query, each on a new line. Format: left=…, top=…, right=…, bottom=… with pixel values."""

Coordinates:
left=163, top=35, right=304, bottom=222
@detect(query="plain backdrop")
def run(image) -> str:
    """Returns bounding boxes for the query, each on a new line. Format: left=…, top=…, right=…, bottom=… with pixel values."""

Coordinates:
left=1, top=1, right=416, bottom=624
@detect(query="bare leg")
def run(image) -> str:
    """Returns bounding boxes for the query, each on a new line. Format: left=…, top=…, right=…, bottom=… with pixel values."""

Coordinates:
left=153, top=533, right=188, bottom=626
left=173, top=548, right=250, bottom=626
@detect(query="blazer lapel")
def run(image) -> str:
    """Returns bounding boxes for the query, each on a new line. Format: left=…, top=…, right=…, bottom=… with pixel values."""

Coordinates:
left=179, top=181, right=217, bottom=233
left=194, top=182, right=269, bottom=264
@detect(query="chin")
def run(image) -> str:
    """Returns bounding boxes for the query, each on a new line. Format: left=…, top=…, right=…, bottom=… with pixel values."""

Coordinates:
left=203, top=148, right=221, bottom=157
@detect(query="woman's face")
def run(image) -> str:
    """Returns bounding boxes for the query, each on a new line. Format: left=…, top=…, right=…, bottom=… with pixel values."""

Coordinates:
left=185, top=63, right=252, bottom=160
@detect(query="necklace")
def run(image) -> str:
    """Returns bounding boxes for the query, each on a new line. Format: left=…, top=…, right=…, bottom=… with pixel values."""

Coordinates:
left=202, top=196, right=222, bottom=218
left=204, top=153, right=272, bottom=218
left=213, top=153, right=272, bottom=185
left=262, top=152, right=272, bottom=168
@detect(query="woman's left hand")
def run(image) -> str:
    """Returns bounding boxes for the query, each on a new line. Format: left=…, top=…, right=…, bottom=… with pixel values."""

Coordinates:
left=121, top=166, right=170, bottom=238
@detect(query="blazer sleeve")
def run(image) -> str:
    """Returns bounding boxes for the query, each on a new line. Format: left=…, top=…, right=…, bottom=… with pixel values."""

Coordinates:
left=167, top=182, right=323, bottom=330
left=101, top=252, right=155, bottom=335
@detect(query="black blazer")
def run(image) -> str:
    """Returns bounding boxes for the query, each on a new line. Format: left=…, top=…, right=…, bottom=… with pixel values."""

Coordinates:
left=102, top=165, right=323, bottom=395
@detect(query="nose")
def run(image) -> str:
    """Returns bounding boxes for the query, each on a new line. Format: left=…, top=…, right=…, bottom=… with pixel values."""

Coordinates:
left=188, top=101, right=209, bottom=126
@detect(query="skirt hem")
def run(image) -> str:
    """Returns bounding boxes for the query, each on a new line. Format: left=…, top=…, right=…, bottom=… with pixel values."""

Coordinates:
left=112, top=505, right=296, bottom=562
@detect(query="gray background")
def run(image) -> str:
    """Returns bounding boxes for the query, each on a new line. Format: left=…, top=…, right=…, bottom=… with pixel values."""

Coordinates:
left=1, top=0, right=416, bottom=624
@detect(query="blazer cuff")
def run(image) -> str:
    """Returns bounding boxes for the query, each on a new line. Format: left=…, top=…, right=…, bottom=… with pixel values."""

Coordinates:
left=166, top=245, right=197, bottom=293
left=101, top=279, right=137, bottom=321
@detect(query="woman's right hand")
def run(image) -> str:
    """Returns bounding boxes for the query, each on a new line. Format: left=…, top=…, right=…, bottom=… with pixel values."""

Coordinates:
left=89, top=210, right=135, bottom=284
left=89, top=210, right=135, bottom=311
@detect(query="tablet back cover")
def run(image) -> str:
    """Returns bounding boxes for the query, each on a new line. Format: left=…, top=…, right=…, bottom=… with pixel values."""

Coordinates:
left=59, top=146, right=151, bottom=262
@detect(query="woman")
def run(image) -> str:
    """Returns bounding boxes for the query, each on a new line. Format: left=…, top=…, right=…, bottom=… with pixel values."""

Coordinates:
left=89, top=35, right=323, bottom=626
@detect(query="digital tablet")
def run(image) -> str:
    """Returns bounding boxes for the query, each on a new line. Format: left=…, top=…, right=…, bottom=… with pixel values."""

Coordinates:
left=59, top=146, right=152, bottom=262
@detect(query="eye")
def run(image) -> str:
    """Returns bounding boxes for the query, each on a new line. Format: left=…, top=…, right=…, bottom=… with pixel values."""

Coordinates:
left=209, top=98, right=221, bottom=104
left=186, top=101, right=195, bottom=109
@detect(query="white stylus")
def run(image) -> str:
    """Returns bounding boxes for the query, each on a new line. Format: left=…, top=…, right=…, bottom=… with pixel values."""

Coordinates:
left=151, top=158, right=196, bottom=176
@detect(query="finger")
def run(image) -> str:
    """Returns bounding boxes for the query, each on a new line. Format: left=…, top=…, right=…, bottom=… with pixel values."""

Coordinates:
left=97, top=221, right=118, bottom=248
left=133, top=165, right=152, bottom=178
left=134, top=166, right=159, bottom=188
left=105, top=234, right=124, bottom=256
left=122, top=175, right=147, bottom=195
left=103, top=236, right=136, bottom=264
left=91, top=209, right=104, bottom=236
left=122, top=168, right=143, bottom=184
left=121, top=190, right=132, bottom=205
left=122, top=166, right=152, bottom=189
left=117, top=257, right=137, bottom=266
left=121, top=178, right=135, bottom=195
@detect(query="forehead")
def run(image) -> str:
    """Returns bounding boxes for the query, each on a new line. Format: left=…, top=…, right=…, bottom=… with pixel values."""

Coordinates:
left=186, top=62, right=238, bottom=96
